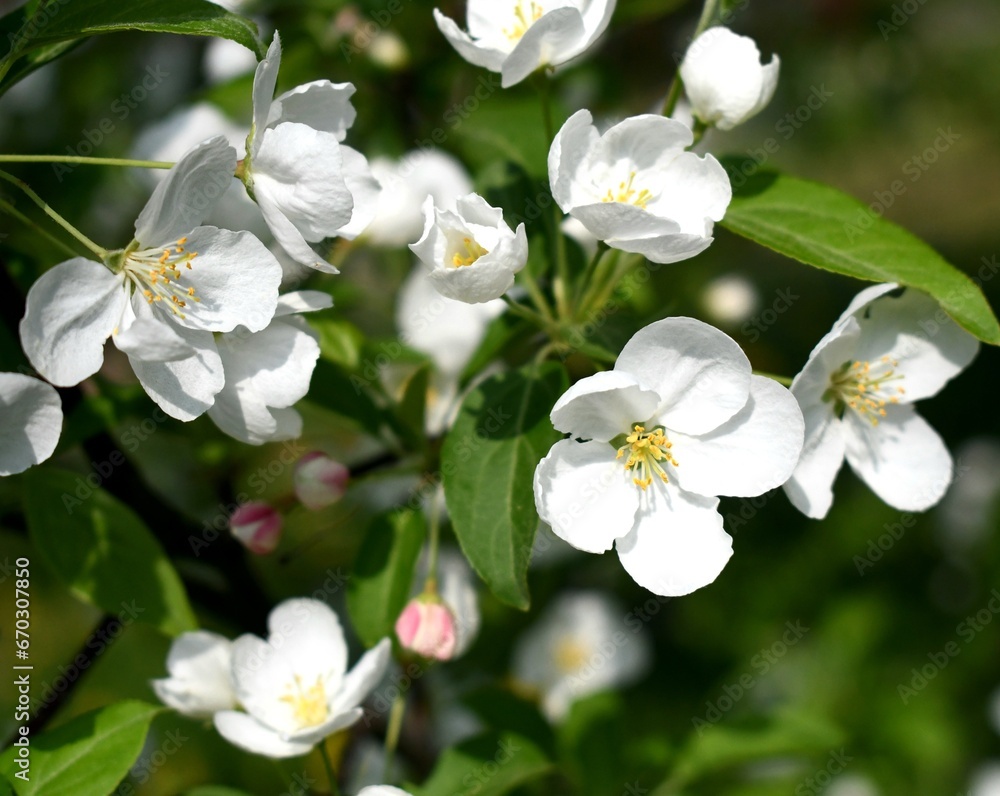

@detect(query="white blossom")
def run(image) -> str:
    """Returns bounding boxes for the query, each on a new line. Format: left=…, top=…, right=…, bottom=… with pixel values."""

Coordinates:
left=243, top=33, right=380, bottom=271
left=534, top=317, right=804, bottom=596
left=549, top=110, right=731, bottom=264
left=512, top=591, right=650, bottom=721
left=208, top=290, right=331, bottom=444
left=0, top=373, right=62, bottom=477
left=214, top=599, right=391, bottom=758
left=19, top=136, right=282, bottom=421
left=434, top=0, right=617, bottom=88
left=783, top=284, right=979, bottom=519
left=410, top=193, right=527, bottom=304
left=679, top=27, right=780, bottom=131
left=152, top=630, right=238, bottom=719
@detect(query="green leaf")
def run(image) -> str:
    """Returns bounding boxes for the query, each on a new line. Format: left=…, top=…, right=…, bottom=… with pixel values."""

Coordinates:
left=412, top=731, right=552, bottom=796
left=307, top=359, right=390, bottom=435
left=347, top=509, right=427, bottom=648
left=311, top=317, right=364, bottom=371
left=442, top=362, right=568, bottom=610
left=720, top=166, right=1000, bottom=345
left=2, top=0, right=262, bottom=93
left=23, top=469, right=196, bottom=637
left=184, top=789, right=253, bottom=796
left=0, top=701, right=162, bottom=796
left=459, top=314, right=532, bottom=387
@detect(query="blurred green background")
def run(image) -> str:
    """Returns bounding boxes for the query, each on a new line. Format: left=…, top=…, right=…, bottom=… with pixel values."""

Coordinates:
left=1, top=0, right=998, bottom=794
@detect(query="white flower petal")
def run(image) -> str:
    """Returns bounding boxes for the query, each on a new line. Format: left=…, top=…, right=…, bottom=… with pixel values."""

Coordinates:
left=19, top=258, right=126, bottom=387
left=835, top=282, right=900, bottom=324
left=843, top=405, right=954, bottom=512
left=214, top=710, right=314, bottom=759
left=534, top=439, right=640, bottom=554
left=596, top=114, right=693, bottom=175
left=680, top=27, right=776, bottom=130
left=782, top=401, right=846, bottom=520
left=113, top=295, right=195, bottom=362
left=267, top=599, right=349, bottom=690
left=135, top=136, right=237, bottom=246
left=152, top=630, right=236, bottom=718
left=616, top=486, right=732, bottom=596
left=609, top=229, right=716, bottom=265
left=286, top=708, right=363, bottom=747
left=851, top=288, right=979, bottom=402
left=615, top=317, right=752, bottom=435
left=334, top=638, right=392, bottom=712
left=251, top=33, right=282, bottom=158
left=268, top=80, right=356, bottom=141
left=671, top=375, right=804, bottom=498
left=549, top=109, right=601, bottom=211
left=433, top=9, right=509, bottom=72
left=256, top=189, right=336, bottom=272
left=210, top=318, right=320, bottom=444
left=253, top=123, right=354, bottom=241
left=274, top=291, right=333, bottom=317
left=128, top=327, right=224, bottom=421
left=230, top=635, right=299, bottom=733
left=549, top=370, right=660, bottom=442
left=570, top=202, right=681, bottom=243
left=647, top=152, right=732, bottom=235
left=332, top=145, right=382, bottom=240
left=501, top=7, right=584, bottom=87
left=0, top=373, right=62, bottom=477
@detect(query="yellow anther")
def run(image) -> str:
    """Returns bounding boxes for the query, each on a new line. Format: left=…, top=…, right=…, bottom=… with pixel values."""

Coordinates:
left=123, top=238, right=201, bottom=319
left=617, top=424, right=678, bottom=491
left=452, top=237, right=489, bottom=268
left=602, top=171, right=654, bottom=209
left=827, top=358, right=906, bottom=426
left=279, top=676, right=329, bottom=730
left=504, top=1, right=544, bottom=40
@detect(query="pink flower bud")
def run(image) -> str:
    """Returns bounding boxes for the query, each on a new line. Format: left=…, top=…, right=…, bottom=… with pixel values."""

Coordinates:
left=395, top=597, right=457, bottom=661
left=294, top=452, right=349, bottom=510
left=229, top=502, right=283, bottom=555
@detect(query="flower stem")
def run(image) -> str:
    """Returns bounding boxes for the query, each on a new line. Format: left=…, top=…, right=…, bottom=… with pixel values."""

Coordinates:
left=501, top=294, right=558, bottom=334
left=0, top=198, right=81, bottom=258
left=572, top=242, right=610, bottom=313
left=532, top=73, right=572, bottom=321
left=0, top=169, right=107, bottom=258
left=319, top=741, right=342, bottom=796
left=518, top=265, right=555, bottom=322
left=662, top=0, right=722, bottom=117
left=0, top=154, right=174, bottom=169
left=753, top=371, right=794, bottom=387
left=426, top=484, right=445, bottom=584
left=383, top=691, right=407, bottom=783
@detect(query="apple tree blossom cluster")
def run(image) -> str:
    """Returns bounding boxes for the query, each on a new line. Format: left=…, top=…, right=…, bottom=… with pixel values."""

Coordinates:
left=0, top=0, right=995, bottom=793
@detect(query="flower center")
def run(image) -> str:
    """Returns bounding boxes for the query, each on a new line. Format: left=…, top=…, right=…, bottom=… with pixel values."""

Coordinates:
left=504, top=1, right=544, bottom=41
left=279, top=675, right=329, bottom=730
left=602, top=171, right=654, bottom=210
left=123, top=237, right=200, bottom=319
left=554, top=637, right=589, bottom=675
left=825, top=357, right=906, bottom=426
left=452, top=237, right=489, bottom=268
left=616, top=424, right=679, bottom=491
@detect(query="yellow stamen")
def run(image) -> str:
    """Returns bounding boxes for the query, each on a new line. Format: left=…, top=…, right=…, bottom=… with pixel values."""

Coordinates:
left=602, top=171, right=654, bottom=209
left=452, top=237, right=489, bottom=268
left=279, top=675, right=329, bottom=730
left=826, top=358, right=906, bottom=426
left=616, top=424, right=679, bottom=491
left=122, top=237, right=202, bottom=319
left=504, top=1, right=544, bottom=41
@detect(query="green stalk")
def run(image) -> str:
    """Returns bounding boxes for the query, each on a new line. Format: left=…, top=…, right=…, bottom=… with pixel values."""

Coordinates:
left=0, top=155, right=173, bottom=169
left=662, top=0, right=722, bottom=117
left=0, top=198, right=81, bottom=258
left=0, top=169, right=107, bottom=259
